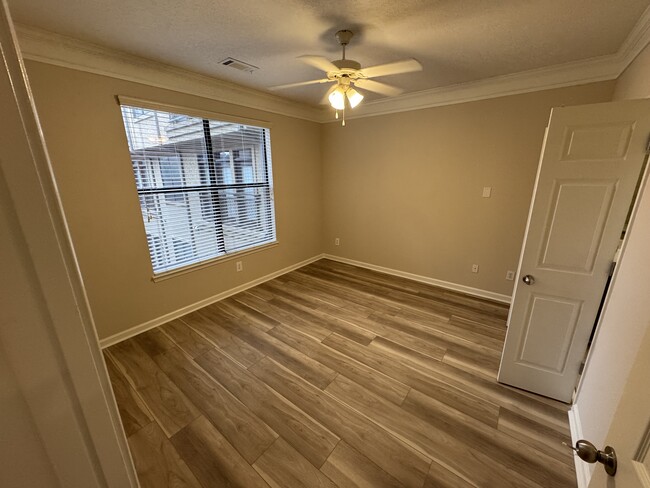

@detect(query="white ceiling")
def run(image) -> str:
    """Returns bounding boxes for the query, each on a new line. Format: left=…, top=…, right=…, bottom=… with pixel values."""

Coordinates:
left=9, top=0, right=650, bottom=106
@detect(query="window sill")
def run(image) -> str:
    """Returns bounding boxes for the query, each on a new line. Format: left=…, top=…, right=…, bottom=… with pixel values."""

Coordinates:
left=150, top=241, right=279, bottom=283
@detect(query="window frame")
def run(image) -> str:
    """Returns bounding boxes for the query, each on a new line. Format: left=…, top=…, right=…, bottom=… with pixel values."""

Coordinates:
left=117, top=96, right=278, bottom=281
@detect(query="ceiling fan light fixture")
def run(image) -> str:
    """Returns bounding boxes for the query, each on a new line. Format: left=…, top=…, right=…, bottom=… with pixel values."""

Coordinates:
left=328, top=87, right=346, bottom=110
left=346, top=87, right=364, bottom=108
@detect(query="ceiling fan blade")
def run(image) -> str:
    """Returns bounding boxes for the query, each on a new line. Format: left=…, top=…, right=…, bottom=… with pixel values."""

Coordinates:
left=355, top=79, right=403, bottom=97
left=320, top=84, right=338, bottom=105
left=298, top=55, right=339, bottom=73
left=360, top=58, right=422, bottom=78
left=269, top=78, right=330, bottom=90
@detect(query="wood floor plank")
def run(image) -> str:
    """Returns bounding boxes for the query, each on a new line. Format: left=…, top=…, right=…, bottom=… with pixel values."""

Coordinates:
left=497, top=407, right=574, bottom=466
left=325, top=374, right=542, bottom=488
left=131, top=328, right=176, bottom=357
left=234, top=291, right=331, bottom=340
left=402, top=388, right=576, bottom=487
left=320, top=441, right=405, bottom=488
left=449, top=314, right=508, bottom=339
left=127, top=422, right=202, bottom=488
left=424, top=459, right=477, bottom=488
left=322, top=332, right=499, bottom=427
left=269, top=294, right=376, bottom=345
left=172, top=415, right=270, bottom=488
left=442, top=346, right=501, bottom=380
left=160, top=319, right=214, bottom=359
left=153, top=346, right=278, bottom=464
left=370, top=335, right=444, bottom=370
left=291, top=268, right=404, bottom=315
left=180, top=308, right=264, bottom=368
left=253, top=437, right=337, bottom=488
left=213, top=298, right=279, bottom=332
left=104, top=353, right=152, bottom=437
left=268, top=279, right=448, bottom=360
left=110, top=258, right=577, bottom=488
left=249, top=356, right=431, bottom=488
left=215, top=313, right=339, bottom=390
left=195, top=348, right=340, bottom=468
left=268, top=324, right=410, bottom=405
left=324, top=332, right=568, bottom=433
left=107, top=341, right=200, bottom=437
left=369, top=310, right=504, bottom=353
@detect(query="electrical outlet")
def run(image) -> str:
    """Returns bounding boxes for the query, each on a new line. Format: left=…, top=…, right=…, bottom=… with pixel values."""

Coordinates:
left=236, top=261, right=243, bottom=272
left=506, top=270, right=515, bottom=280
left=472, top=264, right=479, bottom=273
left=482, top=187, right=492, bottom=198
left=335, top=237, right=340, bottom=246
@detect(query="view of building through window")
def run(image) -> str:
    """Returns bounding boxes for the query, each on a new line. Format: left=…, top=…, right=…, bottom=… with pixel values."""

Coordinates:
left=120, top=104, right=276, bottom=274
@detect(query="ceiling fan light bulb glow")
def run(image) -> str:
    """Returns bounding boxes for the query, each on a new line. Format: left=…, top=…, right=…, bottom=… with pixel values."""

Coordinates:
left=346, top=87, right=364, bottom=108
left=328, top=88, right=346, bottom=110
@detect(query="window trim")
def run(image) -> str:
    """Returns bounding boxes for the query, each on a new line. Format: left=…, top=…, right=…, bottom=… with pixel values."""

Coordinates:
left=117, top=96, right=273, bottom=130
left=150, top=241, right=279, bottom=282
left=117, top=96, right=278, bottom=280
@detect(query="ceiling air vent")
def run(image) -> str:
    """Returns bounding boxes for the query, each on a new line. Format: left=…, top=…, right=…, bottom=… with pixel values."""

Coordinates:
left=220, top=57, right=259, bottom=73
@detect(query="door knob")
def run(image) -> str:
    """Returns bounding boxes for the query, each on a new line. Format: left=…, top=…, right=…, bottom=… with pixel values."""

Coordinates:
left=565, top=440, right=617, bottom=476
left=522, top=274, right=535, bottom=285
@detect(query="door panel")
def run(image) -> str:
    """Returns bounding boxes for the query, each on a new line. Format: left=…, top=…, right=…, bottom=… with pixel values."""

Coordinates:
left=560, top=122, right=634, bottom=161
left=539, top=180, right=616, bottom=272
left=498, top=99, right=650, bottom=402
left=517, top=294, right=581, bottom=373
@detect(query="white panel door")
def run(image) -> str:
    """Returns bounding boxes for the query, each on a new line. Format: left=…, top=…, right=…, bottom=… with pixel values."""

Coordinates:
left=588, top=325, right=650, bottom=488
left=498, top=99, right=650, bottom=402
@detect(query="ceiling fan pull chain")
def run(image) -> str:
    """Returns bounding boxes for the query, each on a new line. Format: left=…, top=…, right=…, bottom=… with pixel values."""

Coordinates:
left=342, top=106, right=346, bottom=126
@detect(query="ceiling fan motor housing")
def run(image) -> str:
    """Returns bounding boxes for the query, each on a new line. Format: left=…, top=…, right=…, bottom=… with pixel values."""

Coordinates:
left=335, top=29, right=354, bottom=46
left=332, top=59, right=361, bottom=71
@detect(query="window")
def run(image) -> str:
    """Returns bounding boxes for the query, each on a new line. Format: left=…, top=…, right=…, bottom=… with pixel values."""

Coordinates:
left=120, top=103, right=276, bottom=275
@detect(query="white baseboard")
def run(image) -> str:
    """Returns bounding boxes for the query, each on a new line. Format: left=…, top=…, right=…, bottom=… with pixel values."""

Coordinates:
left=99, top=253, right=324, bottom=348
left=322, top=254, right=512, bottom=304
left=568, top=404, right=592, bottom=488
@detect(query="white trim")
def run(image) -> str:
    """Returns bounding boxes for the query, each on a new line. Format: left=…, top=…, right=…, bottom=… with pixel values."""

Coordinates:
left=117, top=95, right=274, bottom=129
left=0, top=2, right=137, bottom=485
left=99, top=253, right=324, bottom=348
left=568, top=405, right=592, bottom=488
left=341, top=55, right=621, bottom=121
left=619, top=5, right=650, bottom=69
left=14, top=8, right=650, bottom=123
left=343, top=6, right=650, bottom=121
left=322, top=254, right=512, bottom=304
left=15, top=24, right=323, bottom=123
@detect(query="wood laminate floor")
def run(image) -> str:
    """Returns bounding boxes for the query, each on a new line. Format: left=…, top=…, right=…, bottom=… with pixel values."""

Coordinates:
left=105, top=259, right=576, bottom=488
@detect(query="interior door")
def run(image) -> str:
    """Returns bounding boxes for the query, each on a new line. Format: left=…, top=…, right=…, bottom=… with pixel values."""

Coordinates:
left=498, top=99, right=650, bottom=402
left=588, top=325, right=650, bottom=487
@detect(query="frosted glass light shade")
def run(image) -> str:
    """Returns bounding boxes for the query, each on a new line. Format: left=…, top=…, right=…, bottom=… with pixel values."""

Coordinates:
left=328, top=88, right=346, bottom=110
left=346, top=87, right=364, bottom=108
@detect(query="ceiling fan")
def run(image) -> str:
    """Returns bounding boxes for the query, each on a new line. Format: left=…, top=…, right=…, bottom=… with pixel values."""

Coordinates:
left=270, top=30, right=422, bottom=123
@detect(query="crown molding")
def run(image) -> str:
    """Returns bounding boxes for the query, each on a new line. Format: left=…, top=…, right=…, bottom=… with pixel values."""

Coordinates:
left=618, top=4, right=650, bottom=69
left=340, top=55, right=622, bottom=120
left=16, top=6, right=650, bottom=125
left=330, top=5, right=650, bottom=122
left=15, top=24, right=323, bottom=123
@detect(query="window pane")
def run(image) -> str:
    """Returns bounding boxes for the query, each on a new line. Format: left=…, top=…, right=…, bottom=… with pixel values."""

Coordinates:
left=120, top=104, right=276, bottom=274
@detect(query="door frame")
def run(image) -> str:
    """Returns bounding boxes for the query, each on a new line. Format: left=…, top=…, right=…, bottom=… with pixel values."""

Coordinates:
left=0, top=1, right=137, bottom=485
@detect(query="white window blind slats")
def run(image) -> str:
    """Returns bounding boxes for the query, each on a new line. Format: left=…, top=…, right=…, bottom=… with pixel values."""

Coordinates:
left=120, top=104, right=276, bottom=275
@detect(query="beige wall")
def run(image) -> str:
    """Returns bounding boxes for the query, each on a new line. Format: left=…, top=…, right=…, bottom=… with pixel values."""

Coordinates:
left=26, top=61, right=322, bottom=340
left=321, top=82, right=615, bottom=296
left=614, top=42, right=650, bottom=100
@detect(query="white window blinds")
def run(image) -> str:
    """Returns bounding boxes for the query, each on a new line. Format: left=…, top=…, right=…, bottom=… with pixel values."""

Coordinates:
left=120, top=103, right=276, bottom=274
